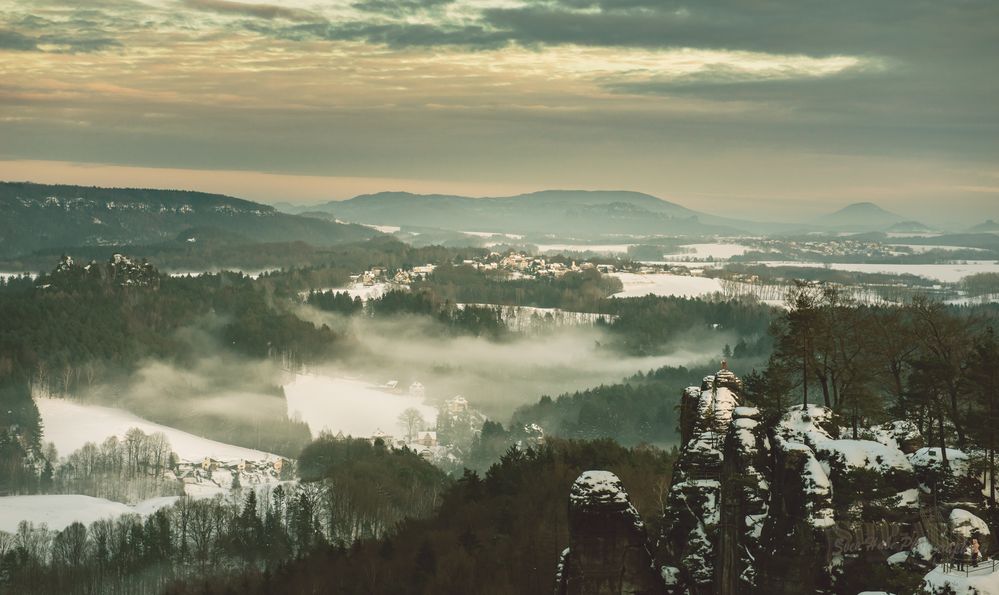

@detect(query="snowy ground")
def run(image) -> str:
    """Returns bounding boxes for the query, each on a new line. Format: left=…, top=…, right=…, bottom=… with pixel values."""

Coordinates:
left=301, top=282, right=395, bottom=301
left=750, top=261, right=999, bottom=283
left=341, top=282, right=392, bottom=301
left=283, top=374, right=437, bottom=439
left=166, top=268, right=278, bottom=279
left=36, top=397, right=276, bottom=463
left=358, top=223, right=401, bottom=233
left=889, top=244, right=988, bottom=254
left=457, top=303, right=614, bottom=332
left=661, top=243, right=752, bottom=261
left=0, top=271, right=37, bottom=280
left=0, top=494, right=179, bottom=533
left=609, top=272, right=724, bottom=299
left=536, top=243, right=633, bottom=255
left=461, top=230, right=524, bottom=240
left=923, top=563, right=999, bottom=594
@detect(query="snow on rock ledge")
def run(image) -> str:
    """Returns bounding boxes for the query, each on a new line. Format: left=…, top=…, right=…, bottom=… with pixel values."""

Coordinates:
left=950, top=508, right=991, bottom=539
left=570, top=470, right=632, bottom=510
left=923, top=564, right=999, bottom=594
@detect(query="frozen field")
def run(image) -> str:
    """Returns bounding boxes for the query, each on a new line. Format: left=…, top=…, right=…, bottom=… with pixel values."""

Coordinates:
left=662, top=243, right=752, bottom=261
left=888, top=244, right=987, bottom=254
left=0, top=494, right=179, bottom=533
left=166, top=268, right=277, bottom=279
left=537, top=243, right=633, bottom=255
left=461, top=230, right=524, bottom=239
left=302, top=282, right=394, bottom=301
left=283, top=374, right=437, bottom=439
left=753, top=260, right=999, bottom=283
left=610, top=272, right=724, bottom=299
left=36, top=397, right=275, bottom=463
left=358, top=223, right=402, bottom=233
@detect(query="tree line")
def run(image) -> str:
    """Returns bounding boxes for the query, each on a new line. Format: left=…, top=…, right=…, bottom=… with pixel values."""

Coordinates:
left=750, top=284, right=999, bottom=498
left=0, top=437, right=449, bottom=594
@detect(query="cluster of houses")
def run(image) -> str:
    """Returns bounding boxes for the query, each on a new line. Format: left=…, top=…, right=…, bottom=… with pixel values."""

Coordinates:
left=351, top=264, right=437, bottom=287
left=747, top=237, right=921, bottom=260
left=173, top=456, right=290, bottom=496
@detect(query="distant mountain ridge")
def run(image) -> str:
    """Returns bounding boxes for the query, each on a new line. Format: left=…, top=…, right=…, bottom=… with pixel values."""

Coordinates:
left=969, top=219, right=999, bottom=233
left=0, top=182, right=377, bottom=258
left=300, top=190, right=790, bottom=236
left=814, top=202, right=910, bottom=231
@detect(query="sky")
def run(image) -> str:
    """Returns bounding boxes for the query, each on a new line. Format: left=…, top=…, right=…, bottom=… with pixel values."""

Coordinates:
left=1, top=0, right=997, bottom=224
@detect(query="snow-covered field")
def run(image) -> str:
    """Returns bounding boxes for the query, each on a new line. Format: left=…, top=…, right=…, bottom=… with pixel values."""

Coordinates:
left=751, top=261, right=999, bottom=283
left=457, top=303, right=615, bottom=332
left=359, top=223, right=402, bottom=233
left=283, top=374, right=437, bottom=439
left=537, top=243, right=633, bottom=255
left=461, top=230, right=524, bottom=240
left=0, top=494, right=179, bottom=533
left=36, top=397, right=276, bottom=463
left=302, top=282, right=395, bottom=301
left=166, top=268, right=278, bottom=279
left=889, top=244, right=988, bottom=254
left=662, top=243, right=752, bottom=261
left=0, top=271, right=36, bottom=281
left=922, top=564, right=999, bottom=594
left=610, top=272, right=724, bottom=299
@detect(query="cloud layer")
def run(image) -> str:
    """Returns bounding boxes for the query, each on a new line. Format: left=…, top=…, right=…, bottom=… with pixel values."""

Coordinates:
left=1, top=0, right=996, bottom=222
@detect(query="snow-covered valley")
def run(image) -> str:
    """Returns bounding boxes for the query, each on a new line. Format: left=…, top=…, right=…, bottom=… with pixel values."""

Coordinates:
left=36, top=397, right=276, bottom=463
left=0, top=494, right=179, bottom=533
left=283, top=373, right=437, bottom=439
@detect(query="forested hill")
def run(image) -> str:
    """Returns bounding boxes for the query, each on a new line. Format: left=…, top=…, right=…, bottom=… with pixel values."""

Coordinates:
left=0, top=182, right=378, bottom=258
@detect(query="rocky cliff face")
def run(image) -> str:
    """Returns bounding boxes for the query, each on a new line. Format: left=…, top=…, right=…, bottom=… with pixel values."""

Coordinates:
left=556, top=471, right=665, bottom=595
left=557, top=365, right=996, bottom=594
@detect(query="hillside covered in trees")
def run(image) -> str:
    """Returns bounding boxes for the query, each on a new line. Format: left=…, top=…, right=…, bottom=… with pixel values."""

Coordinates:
left=0, top=182, right=376, bottom=259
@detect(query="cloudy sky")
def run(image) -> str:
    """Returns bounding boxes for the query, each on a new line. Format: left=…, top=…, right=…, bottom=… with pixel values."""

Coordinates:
left=1, top=0, right=997, bottom=223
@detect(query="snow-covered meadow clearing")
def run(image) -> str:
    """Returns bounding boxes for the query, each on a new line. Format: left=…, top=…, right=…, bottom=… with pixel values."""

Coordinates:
left=751, top=260, right=999, bottom=283
left=536, top=243, right=633, bottom=255
left=661, top=243, right=753, bottom=261
left=888, top=244, right=988, bottom=254
left=166, top=268, right=278, bottom=279
left=36, top=397, right=276, bottom=463
left=609, top=272, right=725, bottom=299
left=358, top=223, right=401, bottom=233
left=0, top=495, right=179, bottom=533
left=283, top=374, right=437, bottom=439
left=461, top=230, right=524, bottom=240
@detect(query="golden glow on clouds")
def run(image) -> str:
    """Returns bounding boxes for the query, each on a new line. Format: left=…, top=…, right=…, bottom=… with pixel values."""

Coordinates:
left=0, top=0, right=993, bottom=224
left=0, top=159, right=539, bottom=201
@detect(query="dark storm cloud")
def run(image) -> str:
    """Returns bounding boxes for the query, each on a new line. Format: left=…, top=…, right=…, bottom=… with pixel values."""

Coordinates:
left=182, top=0, right=323, bottom=22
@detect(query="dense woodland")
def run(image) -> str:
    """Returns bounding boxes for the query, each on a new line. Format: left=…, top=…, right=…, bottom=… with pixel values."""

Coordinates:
left=144, top=439, right=671, bottom=595
left=0, top=439, right=450, bottom=595
left=3, top=241, right=999, bottom=594
left=750, top=286, right=999, bottom=498
left=0, top=255, right=331, bottom=494
left=0, top=182, right=377, bottom=261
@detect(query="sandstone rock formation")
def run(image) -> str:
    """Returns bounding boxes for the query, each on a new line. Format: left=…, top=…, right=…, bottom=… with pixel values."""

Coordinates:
left=556, top=470, right=665, bottom=595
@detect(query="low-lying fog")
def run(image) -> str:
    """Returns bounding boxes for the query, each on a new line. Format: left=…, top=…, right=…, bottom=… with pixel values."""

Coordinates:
left=65, top=307, right=732, bottom=447
left=295, top=306, right=730, bottom=420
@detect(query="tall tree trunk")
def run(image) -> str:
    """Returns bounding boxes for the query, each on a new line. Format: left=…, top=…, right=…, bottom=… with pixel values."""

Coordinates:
left=950, top=388, right=966, bottom=448
left=803, top=339, right=809, bottom=407
left=938, top=410, right=949, bottom=469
